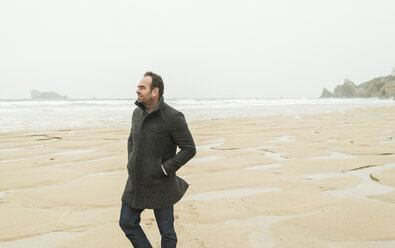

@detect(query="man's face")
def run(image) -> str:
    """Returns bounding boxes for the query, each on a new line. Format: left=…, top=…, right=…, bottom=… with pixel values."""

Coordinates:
left=136, top=76, right=156, bottom=104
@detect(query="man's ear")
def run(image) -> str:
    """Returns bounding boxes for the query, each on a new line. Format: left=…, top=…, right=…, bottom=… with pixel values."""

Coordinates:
left=152, top=87, right=159, bottom=96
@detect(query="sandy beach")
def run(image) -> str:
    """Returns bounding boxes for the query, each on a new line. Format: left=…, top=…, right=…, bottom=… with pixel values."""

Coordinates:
left=1, top=106, right=395, bottom=248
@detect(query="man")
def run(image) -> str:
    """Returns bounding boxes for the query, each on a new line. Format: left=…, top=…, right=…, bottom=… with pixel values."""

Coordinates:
left=119, top=71, right=196, bottom=248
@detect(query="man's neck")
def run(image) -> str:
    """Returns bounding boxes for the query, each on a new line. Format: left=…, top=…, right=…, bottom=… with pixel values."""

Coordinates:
left=144, top=99, right=159, bottom=113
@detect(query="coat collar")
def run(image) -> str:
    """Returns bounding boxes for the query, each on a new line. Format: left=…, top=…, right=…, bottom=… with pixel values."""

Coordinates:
left=135, top=96, right=164, bottom=114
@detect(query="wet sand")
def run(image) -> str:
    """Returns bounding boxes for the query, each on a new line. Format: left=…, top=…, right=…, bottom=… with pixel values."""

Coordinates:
left=1, top=106, right=395, bottom=247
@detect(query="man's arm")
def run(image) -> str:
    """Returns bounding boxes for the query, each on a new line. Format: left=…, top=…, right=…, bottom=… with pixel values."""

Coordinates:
left=127, top=111, right=136, bottom=160
left=162, top=112, right=196, bottom=175
left=127, top=130, right=133, bottom=160
left=127, top=127, right=133, bottom=160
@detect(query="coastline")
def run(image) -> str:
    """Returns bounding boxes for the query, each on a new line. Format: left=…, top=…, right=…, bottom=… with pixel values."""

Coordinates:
left=1, top=98, right=394, bottom=132
left=1, top=106, right=395, bottom=247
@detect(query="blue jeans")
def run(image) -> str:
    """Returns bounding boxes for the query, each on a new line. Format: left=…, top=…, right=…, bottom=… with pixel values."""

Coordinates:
left=119, top=202, right=177, bottom=248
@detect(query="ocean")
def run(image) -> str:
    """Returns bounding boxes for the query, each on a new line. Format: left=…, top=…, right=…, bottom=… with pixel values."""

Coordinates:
left=0, top=98, right=394, bottom=132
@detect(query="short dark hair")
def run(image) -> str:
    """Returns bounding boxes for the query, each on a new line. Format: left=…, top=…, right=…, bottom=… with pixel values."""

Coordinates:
left=144, top=71, right=164, bottom=98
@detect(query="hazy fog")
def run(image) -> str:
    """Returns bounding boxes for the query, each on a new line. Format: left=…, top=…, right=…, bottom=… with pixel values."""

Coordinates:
left=1, top=0, right=395, bottom=99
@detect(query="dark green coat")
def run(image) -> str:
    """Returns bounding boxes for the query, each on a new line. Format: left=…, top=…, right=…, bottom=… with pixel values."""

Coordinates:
left=121, top=97, right=196, bottom=209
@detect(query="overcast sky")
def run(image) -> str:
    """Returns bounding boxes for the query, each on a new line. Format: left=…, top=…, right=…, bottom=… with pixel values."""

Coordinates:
left=1, top=0, right=395, bottom=99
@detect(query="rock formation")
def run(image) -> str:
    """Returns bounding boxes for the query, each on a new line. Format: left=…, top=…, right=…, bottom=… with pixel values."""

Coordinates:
left=333, top=79, right=359, bottom=98
left=320, top=88, right=333, bottom=98
left=320, top=70, right=395, bottom=98
left=31, top=90, right=68, bottom=99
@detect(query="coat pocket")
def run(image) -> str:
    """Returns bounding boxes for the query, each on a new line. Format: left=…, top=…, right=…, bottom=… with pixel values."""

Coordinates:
left=149, top=157, right=166, bottom=180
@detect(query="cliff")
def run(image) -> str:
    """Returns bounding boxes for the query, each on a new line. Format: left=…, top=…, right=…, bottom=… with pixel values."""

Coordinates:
left=31, top=90, right=68, bottom=99
left=320, top=72, right=395, bottom=99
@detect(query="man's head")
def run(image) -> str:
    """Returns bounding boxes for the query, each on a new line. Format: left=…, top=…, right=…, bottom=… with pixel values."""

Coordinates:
left=136, top=71, right=164, bottom=107
left=144, top=71, right=164, bottom=98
